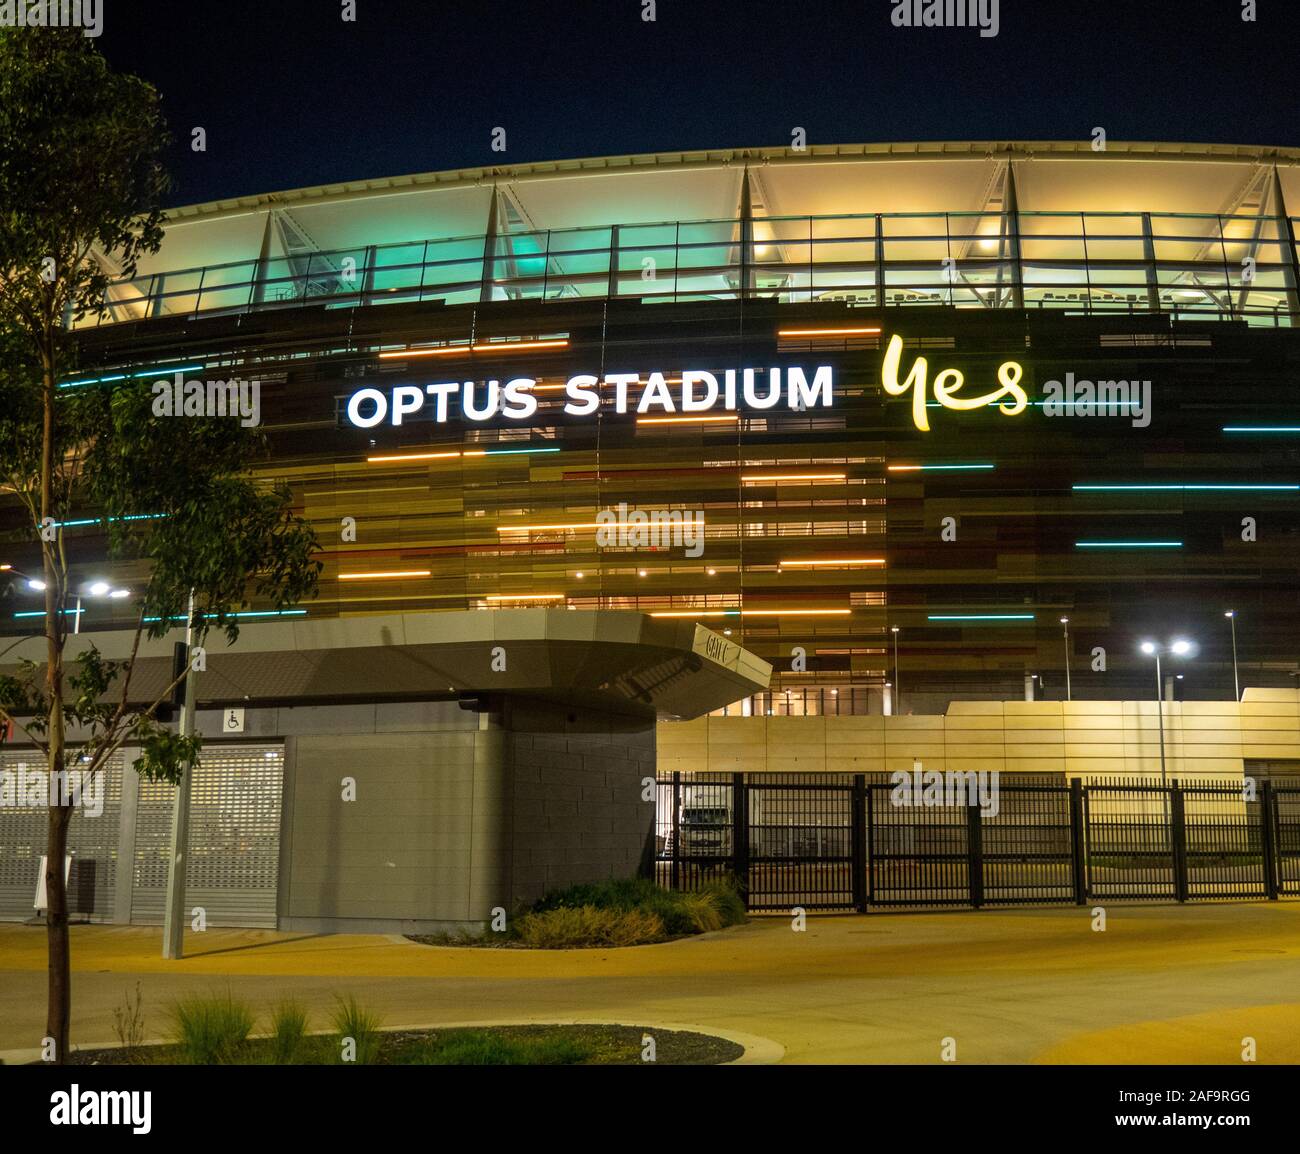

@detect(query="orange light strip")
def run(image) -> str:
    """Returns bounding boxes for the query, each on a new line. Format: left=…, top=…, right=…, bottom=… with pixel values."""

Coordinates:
left=497, top=517, right=706, bottom=533
left=378, top=338, right=569, bottom=360
left=778, top=558, right=886, bottom=568
left=484, top=593, right=565, bottom=602
left=741, top=473, right=846, bottom=482
left=497, top=522, right=601, bottom=532
left=776, top=326, right=881, bottom=337
left=367, top=450, right=463, bottom=463
left=338, top=570, right=432, bottom=580
left=637, top=415, right=740, bottom=425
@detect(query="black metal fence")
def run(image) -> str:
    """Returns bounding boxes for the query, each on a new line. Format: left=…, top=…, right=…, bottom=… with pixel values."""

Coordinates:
left=654, top=772, right=1300, bottom=912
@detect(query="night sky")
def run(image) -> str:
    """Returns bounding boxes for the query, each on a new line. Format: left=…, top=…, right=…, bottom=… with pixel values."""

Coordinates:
left=97, top=0, right=1300, bottom=208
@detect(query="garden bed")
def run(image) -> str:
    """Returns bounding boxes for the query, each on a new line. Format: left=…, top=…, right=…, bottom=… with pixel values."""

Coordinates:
left=68, top=1024, right=744, bottom=1066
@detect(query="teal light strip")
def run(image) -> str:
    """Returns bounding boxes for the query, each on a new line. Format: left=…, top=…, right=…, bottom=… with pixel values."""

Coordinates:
left=55, top=514, right=168, bottom=528
left=1073, top=484, right=1298, bottom=492
left=1076, top=541, right=1183, bottom=548
left=892, top=464, right=994, bottom=472
left=1222, top=427, right=1300, bottom=433
left=483, top=447, right=562, bottom=456
left=927, top=614, right=1036, bottom=621
left=142, top=609, right=307, bottom=623
left=60, top=363, right=206, bottom=390
left=14, top=609, right=81, bottom=618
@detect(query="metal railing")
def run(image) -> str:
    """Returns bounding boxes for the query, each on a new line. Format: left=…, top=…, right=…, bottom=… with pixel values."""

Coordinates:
left=654, top=773, right=1300, bottom=911
left=86, top=208, right=1300, bottom=329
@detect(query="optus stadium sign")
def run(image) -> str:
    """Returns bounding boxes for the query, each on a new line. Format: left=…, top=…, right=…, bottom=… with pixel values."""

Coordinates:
left=344, top=335, right=1029, bottom=432
left=344, top=366, right=835, bottom=427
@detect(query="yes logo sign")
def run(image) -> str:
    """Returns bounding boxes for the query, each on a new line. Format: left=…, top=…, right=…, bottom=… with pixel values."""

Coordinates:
left=881, top=334, right=1027, bottom=431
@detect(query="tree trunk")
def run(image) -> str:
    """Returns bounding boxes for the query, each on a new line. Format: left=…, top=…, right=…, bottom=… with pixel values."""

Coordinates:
left=45, top=800, right=72, bottom=1062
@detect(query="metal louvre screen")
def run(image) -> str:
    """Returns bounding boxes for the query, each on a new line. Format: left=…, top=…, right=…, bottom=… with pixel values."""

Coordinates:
left=131, top=743, right=284, bottom=928
left=0, top=749, right=123, bottom=921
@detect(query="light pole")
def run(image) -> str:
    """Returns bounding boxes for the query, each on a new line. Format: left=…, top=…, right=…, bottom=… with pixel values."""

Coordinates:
left=1140, top=638, right=1192, bottom=790
left=1224, top=610, right=1239, bottom=701
left=1060, top=616, right=1072, bottom=701
left=890, top=626, right=900, bottom=715
left=163, top=589, right=199, bottom=960
left=25, top=577, right=129, bottom=632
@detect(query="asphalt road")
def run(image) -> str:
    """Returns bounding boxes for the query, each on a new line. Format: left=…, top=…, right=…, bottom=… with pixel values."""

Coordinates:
left=1, top=901, right=1297, bottom=1064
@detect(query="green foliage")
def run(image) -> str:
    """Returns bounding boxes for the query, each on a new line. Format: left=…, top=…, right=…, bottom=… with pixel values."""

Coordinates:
left=515, top=904, right=667, bottom=948
left=0, top=27, right=168, bottom=335
left=330, top=994, right=383, bottom=1065
left=268, top=1000, right=309, bottom=1065
left=166, top=991, right=254, bottom=1065
left=530, top=876, right=746, bottom=938
left=0, top=30, right=320, bottom=788
left=408, top=1029, right=591, bottom=1066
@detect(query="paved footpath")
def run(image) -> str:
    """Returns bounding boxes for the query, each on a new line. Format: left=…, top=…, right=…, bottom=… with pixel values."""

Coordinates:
left=1, top=902, right=1297, bottom=1064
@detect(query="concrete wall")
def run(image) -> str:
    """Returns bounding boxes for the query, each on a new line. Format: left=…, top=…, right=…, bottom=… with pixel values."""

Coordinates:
left=658, top=688, right=1300, bottom=781
left=503, top=701, right=656, bottom=906
left=278, top=698, right=655, bottom=934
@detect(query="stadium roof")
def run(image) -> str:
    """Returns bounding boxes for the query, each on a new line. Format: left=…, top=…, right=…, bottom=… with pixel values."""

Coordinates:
left=91, top=141, right=1300, bottom=328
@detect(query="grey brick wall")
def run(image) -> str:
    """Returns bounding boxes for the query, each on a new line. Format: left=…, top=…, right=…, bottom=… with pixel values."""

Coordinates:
left=503, top=701, right=656, bottom=904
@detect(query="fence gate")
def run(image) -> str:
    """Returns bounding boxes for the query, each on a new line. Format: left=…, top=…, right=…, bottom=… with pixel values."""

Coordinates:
left=746, top=775, right=855, bottom=911
left=1272, top=786, right=1300, bottom=895
left=655, top=771, right=1294, bottom=913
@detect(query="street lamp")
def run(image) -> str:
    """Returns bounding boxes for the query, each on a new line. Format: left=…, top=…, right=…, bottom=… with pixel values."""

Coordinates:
left=1224, top=611, right=1239, bottom=701
left=1139, top=638, right=1193, bottom=789
left=890, top=626, right=900, bottom=714
left=71, top=581, right=131, bottom=634
left=1060, top=616, right=1072, bottom=701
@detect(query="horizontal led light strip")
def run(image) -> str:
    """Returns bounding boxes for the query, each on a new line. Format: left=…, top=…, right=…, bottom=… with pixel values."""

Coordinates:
left=54, top=513, right=167, bottom=528
left=1073, top=484, right=1298, bottom=492
left=927, top=614, right=1036, bottom=621
left=366, top=446, right=561, bottom=463
left=888, top=464, right=995, bottom=472
left=59, top=363, right=206, bottom=389
left=338, top=570, right=432, bottom=580
left=498, top=518, right=705, bottom=533
left=484, top=593, right=565, bottom=601
left=649, top=608, right=852, bottom=618
left=637, top=415, right=739, bottom=425
left=778, top=558, right=886, bottom=567
left=1222, top=427, right=1300, bottom=433
left=378, top=339, right=569, bottom=360
left=14, top=609, right=81, bottom=618
left=776, top=327, right=881, bottom=336
left=741, top=473, right=846, bottom=482
left=142, top=609, right=308, bottom=622
left=1076, top=541, right=1183, bottom=548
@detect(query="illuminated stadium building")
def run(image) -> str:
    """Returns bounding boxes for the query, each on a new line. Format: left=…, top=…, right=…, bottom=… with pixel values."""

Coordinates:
left=55, top=140, right=1300, bottom=709
left=3, top=142, right=1300, bottom=930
